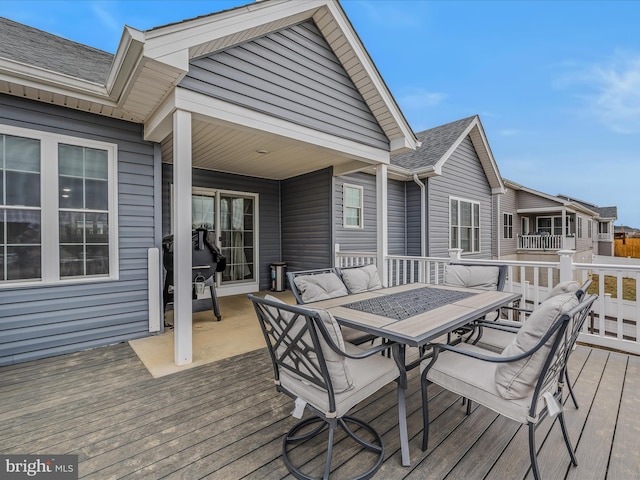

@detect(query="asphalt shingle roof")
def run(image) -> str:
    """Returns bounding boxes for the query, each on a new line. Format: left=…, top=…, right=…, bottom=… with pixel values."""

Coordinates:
left=391, top=115, right=476, bottom=171
left=0, top=17, right=113, bottom=84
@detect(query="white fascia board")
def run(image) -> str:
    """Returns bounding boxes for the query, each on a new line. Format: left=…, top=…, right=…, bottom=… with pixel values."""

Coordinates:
left=325, top=1, right=418, bottom=151
left=517, top=207, right=577, bottom=214
left=144, top=90, right=177, bottom=142
left=0, top=58, right=113, bottom=103
left=106, top=26, right=146, bottom=101
left=432, top=119, right=476, bottom=173
left=142, top=0, right=324, bottom=60
left=468, top=120, right=505, bottom=192
left=390, top=135, right=418, bottom=154
left=175, top=88, right=389, bottom=163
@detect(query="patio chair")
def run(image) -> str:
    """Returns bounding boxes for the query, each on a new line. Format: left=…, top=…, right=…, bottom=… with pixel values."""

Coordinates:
left=248, top=294, right=400, bottom=480
left=420, top=292, right=598, bottom=480
left=443, top=263, right=508, bottom=342
left=287, top=268, right=375, bottom=345
left=472, top=279, right=592, bottom=408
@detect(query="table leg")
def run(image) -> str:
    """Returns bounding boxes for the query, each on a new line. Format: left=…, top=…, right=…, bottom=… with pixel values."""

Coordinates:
left=393, top=344, right=410, bottom=467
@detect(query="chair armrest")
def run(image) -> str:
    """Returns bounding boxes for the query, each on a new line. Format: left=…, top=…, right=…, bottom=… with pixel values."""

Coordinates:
left=339, top=341, right=395, bottom=360
left=501, top=305, right=533, bottom=315
left=430, top=339, right=548, bottom=364
left=474, top=320, right=521, bottom=333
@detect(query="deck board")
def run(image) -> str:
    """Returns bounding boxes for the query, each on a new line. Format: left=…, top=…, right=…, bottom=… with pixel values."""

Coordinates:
left=0, top=342, right=636, bottom=480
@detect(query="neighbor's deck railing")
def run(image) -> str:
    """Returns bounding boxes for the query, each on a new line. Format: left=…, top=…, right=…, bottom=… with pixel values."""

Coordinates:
left=335, top=249, right=640, bottom=355
left=518, top=234, right=576, bottom=251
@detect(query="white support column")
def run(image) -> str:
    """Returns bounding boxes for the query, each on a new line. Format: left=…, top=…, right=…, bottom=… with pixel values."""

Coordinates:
left=173, top=109, right=193, bottom=366
left=558, top=249, right=575, bottom=283
left=562, top=208, right=567, bottom=249
left=376, top=164, right=388, bottom=286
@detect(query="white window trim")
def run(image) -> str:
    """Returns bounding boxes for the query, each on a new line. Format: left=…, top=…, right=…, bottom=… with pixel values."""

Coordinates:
left=503, top=213, right=513, bottom=239
left=449, top=196, right=481, bottom=254
left=0, top=124, right=119, bottom=288
left=343, top=183, right=364, bottom=229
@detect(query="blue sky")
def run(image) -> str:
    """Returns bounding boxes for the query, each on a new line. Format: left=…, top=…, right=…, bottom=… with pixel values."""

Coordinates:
left=3, top=0, right=640, bottom=226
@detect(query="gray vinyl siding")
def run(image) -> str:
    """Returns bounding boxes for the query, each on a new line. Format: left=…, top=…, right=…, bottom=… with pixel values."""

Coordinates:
left=500, top=188, right=518, bottom=257
left=281, top=168, right=333, bottom=273
left=161, top=165, right=280, bottom=291
left=518, top=191, right=563, bottom=210
left=334, top=172, right=377, bottom=253
left=576, top=214, right=594, bottom=253
left=180, top=21, right=388, bottom=150
left=0, top=95, right=157, bottom=365
left=427, top=137, right=492, bottom=259
left=406, top=182, right=423, bottom=256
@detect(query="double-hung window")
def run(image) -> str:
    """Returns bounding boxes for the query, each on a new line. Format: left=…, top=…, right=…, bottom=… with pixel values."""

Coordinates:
left=0, top=125, right=118, bottom=286
left=503, top=213, right=513, bottom=239
left=450, top=197, right=480, bottom=253
left=343, top=184, right=363, bottom=229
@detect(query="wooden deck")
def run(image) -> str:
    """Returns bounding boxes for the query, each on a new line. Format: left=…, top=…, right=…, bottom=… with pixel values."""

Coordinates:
left=1, top=341, right=638, bottom=479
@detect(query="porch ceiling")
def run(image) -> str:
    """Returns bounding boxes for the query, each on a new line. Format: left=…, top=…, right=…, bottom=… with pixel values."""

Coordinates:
left=160, top=117, right=373, bottom=180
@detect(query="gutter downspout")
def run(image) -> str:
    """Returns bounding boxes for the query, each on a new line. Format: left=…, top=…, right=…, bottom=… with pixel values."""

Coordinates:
left=413, top=174, right=426, bottom=257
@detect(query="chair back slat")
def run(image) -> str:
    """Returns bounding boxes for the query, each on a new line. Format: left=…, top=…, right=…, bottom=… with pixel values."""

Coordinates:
left=249, top=294, right=349, bottom=411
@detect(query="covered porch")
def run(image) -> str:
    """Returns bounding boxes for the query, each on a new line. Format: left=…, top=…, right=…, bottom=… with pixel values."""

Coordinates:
left=2, top=326, right=637, bottom=479
left=132, top=0, right=418, bottom=366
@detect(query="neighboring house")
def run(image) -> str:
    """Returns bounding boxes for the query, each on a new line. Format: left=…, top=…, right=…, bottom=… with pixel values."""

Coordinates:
left=0, top=0, right=419, bottom=365
left=331, top=115, right=505, bottom=263
left=557, top=195, right=617, bottom=257
left=497, top=179, right=617, bottom=263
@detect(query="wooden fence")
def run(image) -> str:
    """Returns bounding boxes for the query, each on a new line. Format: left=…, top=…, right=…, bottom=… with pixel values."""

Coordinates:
left=615, top=238, right=640, bottom=259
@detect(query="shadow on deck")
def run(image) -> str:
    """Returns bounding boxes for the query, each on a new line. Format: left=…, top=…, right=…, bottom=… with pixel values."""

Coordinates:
left=0, top=340, right=638, bottom=479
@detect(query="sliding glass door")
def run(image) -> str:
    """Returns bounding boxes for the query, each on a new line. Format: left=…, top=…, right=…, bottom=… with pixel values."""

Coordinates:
left=191, top=188, right=257, bottom=291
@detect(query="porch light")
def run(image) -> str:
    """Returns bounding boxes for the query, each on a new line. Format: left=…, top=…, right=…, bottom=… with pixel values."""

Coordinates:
left=256, top=149, right=269, bottom=154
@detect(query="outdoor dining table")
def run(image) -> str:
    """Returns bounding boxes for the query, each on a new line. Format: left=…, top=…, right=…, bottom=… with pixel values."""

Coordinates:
left=306, top=282, right=521, bottom=467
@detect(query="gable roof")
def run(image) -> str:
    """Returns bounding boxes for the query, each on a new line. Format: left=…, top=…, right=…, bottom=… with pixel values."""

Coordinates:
left=557, top=194, right=618, bottom=220
left=0, top=17, right=112, bottom=84
left=504, top=179, right=603, bottom=217
left=0, top=0, right=417, bottom=153
left=390, top=115, right=504, bottom=193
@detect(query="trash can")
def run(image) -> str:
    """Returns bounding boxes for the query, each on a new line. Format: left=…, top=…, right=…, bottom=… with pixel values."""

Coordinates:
left=271, top=262, right=287, bottom=291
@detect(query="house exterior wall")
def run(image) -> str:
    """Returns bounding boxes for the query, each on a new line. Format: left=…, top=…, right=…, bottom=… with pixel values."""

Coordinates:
left=387, top=179, right=407, bottom=256
left=427, top=136, right=493, bottom=259
left=161, top=165, right=281, bottom=291
left=334, top=172, right=377, bottom=253
left=499, top=187, right=518, bottom=257
left=334, top=172, right=408, bottom=257
left=406, top=181, right=423, bottom=257
left=180, top=20, right=388, bottom=150
left=281, top=168, right=333, bottom=273
left=517, top=191, right=562, bottom=210
left=0, top=95, right=157, bottom=365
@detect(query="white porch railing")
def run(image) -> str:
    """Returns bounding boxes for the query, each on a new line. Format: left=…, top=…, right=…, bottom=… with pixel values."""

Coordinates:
left=335, top=249, right=640, bottom=356
left=518, top=234, right=575, bottom=250
left=598, top=233, right=614, bottom=242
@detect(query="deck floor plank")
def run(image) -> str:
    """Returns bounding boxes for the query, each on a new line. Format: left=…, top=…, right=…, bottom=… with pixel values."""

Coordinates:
left=608, top=354, right=640, bottom=479
left=565, top=352, right=628, bottom=480
left=0, top=341, right=636, bottom=480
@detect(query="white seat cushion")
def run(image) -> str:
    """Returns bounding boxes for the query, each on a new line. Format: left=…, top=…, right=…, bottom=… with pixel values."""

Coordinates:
left=495, top=292, right=579, bottom=400
left=543, top=280, right=580, bottom=302
left=294, top=272, right=349, bottom=303
left=281, top=342, right=399, bottom=417
left=445, top=264, right=500, bottom=291
left=340, top=265, right=382, bottom=294
left=425, top=344, right=548, bottom=423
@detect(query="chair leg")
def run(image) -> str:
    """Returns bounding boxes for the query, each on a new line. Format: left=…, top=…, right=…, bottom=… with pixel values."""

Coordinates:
left=528, top=423, right=542, bottom=480
left=558, top=412, right=579, bottom=466
left=421, top=372, right=430, bottom=451
left=465, top=399, right=472, bottom=416
left=565, top=369, right=579, bottom=409
left=282, top=416, right=383, bottom=480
